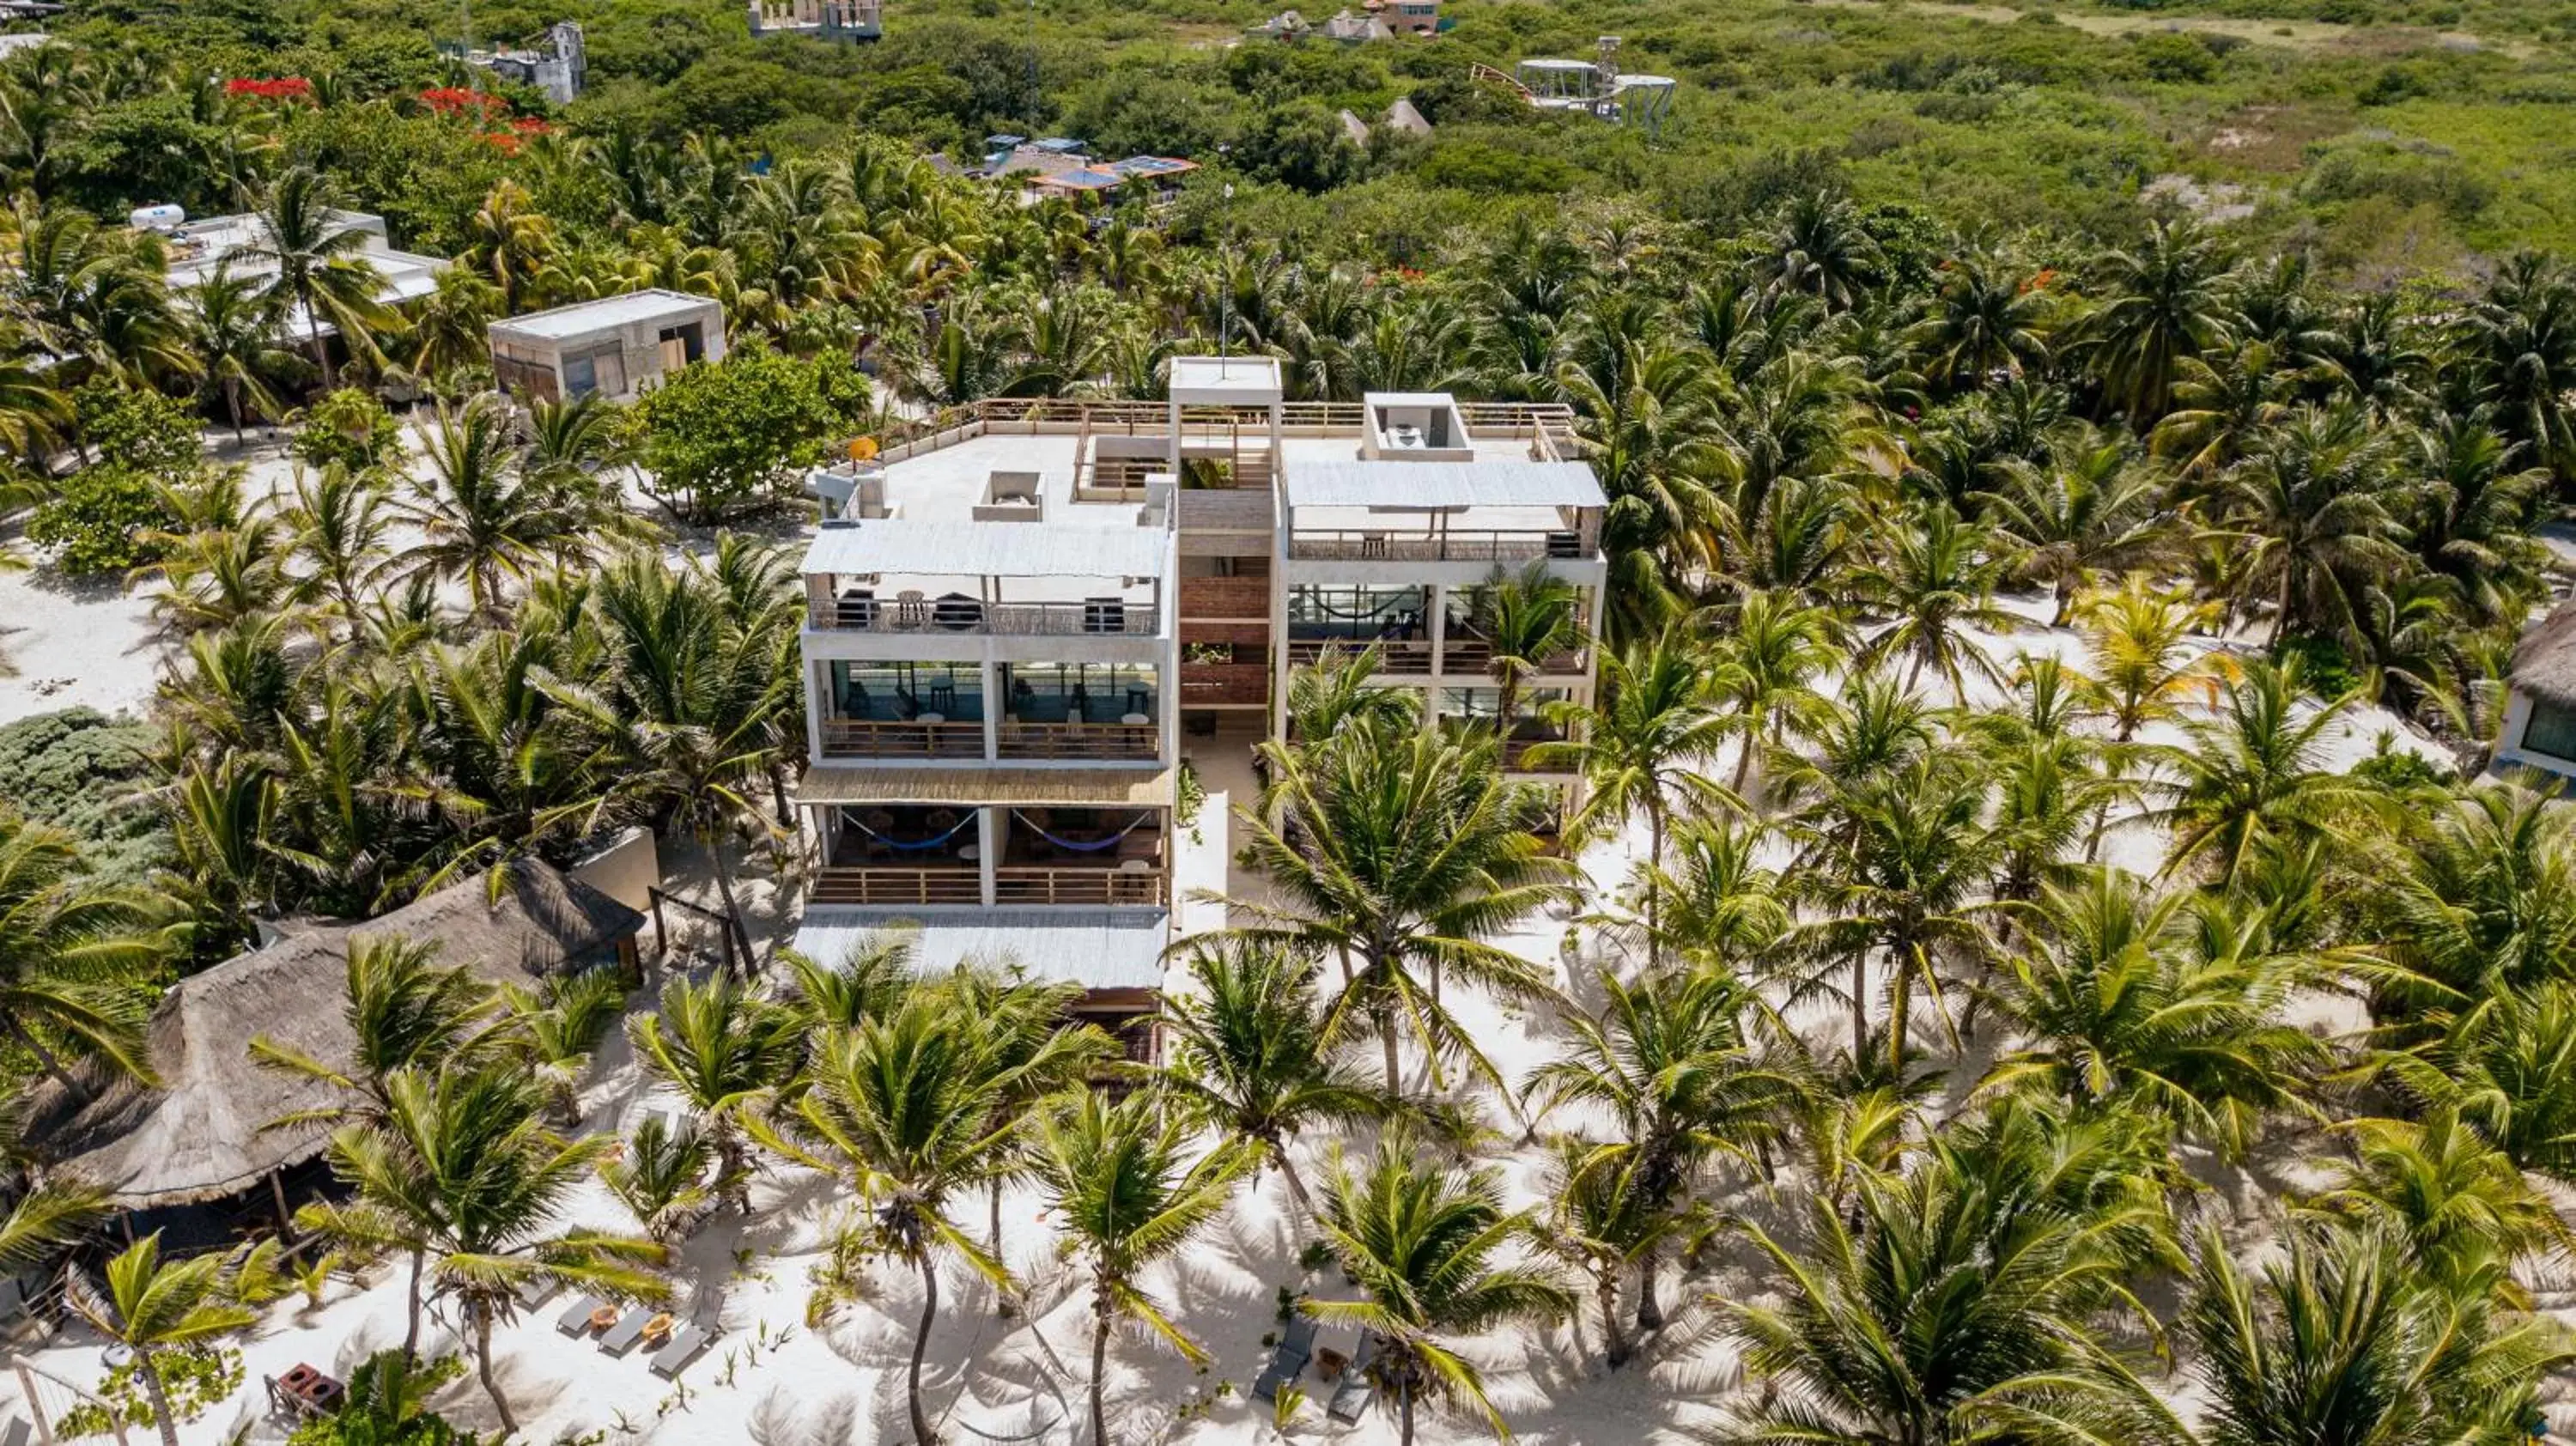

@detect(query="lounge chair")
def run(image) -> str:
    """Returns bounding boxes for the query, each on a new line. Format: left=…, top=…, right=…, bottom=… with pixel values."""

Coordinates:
left=1328, top=1331, right=1379, bottom=1423
left=1251, top=1314, right=1319, bottom=1403
left=515, top=1275, right=561, bottom=1309
left=649, top=1321, right=715, bottom=1379
left=554, top=1293, right=609, bottom=1335
left=598, top=1304, right=656, bottom=1356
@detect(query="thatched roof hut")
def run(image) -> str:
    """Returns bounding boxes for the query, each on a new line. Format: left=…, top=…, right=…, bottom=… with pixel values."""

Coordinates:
left=25, top=861, right=644, bottom=1210
left=2512, top=598, right=2576, bottom=710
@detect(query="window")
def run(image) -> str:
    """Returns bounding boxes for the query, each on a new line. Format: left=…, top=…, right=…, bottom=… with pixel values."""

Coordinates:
left=1000, top=662, right=1157, bottom=724
left=828, top=660, right=982, bottom=721
left=2524, top=696, right=2576, bottom=761
left=1286, top=585, right=1426, bottom=641
left=562, top=346, right=626, bottom=398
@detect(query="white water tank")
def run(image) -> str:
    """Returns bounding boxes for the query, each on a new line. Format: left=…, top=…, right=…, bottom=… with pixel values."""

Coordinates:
left=129, top=204, right=185, bottom=232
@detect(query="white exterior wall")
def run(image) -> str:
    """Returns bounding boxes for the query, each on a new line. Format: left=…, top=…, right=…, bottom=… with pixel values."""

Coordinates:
left=2494, top=687, right=2576, bottom=778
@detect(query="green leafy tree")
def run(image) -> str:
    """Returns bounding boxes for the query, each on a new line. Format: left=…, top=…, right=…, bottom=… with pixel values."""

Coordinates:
left=625, top=339, right=863, bottom=524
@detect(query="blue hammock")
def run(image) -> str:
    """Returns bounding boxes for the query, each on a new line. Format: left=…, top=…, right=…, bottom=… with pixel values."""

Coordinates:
left=848, top=813, right=976, bottom=852
left=1010, top=811, right=1156, bottom=853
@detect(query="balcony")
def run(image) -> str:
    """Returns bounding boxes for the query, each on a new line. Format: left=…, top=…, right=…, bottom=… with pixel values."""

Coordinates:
left=997, top=722, right=1158, bottom=762
left=811, top=866, right=981, bottom=906
left=1439, top=635, right=1588, bottom=677
left=1287, top=529, right=1589, bottom=564
left=819, top=717, right=984, bottom=759
left=810, top=595, right=1159, bottom=637
left=994, top=866, right=1168, bottom=907
left=1181, top=662, right=1269, bottom=706
left=1288, top=639, right=1433, bottom=674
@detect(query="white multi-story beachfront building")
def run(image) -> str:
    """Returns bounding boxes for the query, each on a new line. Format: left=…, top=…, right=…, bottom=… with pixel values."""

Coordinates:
left=785, top=357, right=1606, bottom=1049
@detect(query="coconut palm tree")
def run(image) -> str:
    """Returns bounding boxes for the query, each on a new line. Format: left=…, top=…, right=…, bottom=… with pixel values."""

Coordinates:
left=2370, top=782, right=2576, bottom=1040
left=1854, top=503, right=2024, bottom=704
left=0, top=1094, right=106, bottom=1272
left=1979, top=872, right=2329, bottom=1160
left=1031, top=1091, right=1247, bottom=1446
left=1152, top=940, right=1388, bottom=1218
left=2148, top=659, right=2380, bottom=887
left=1705, top=590, right=1843, bottom=803
left=239, top=164, right=391, bottom=388
left=1307, top=1140, right=1572, bottom=1446
left=0, top=817, right=155, bottom=1091
left=187, top=258, right=298, bottom=442
left=499, top=967, right=625, bottom=1123
left=1908, top=251, right=2055, bottom=391
left=2073, top=576, right=2232, bottom=744
left=65, top=1234, right=275, bottom=1446
left=1534, top=630, right=1735, bottom=967
left=626, top=972, right=800, bottom=1214
left=2171, top=1222, right=2571, bottom=1446
left=398, top=396, right=598, bottom=621
left=249, top=934, right=498, bottom=1133
left=2392, top=979, right=2576, bottom=1183
left=2148, top=340, right=2294, bottom=480
left=303, top=1066, right=664, bottom=1431
left=1227, top=724, right=1568, bottom=1093
left=1532, top=1139, right=1675, bottom=1371
left=2303, top=1109, right=2571, bottom=1303
left=754, top=987, right=1038, bottom=1446
left=280, top=462, right=391, bottom=621
left=1761, top=191, right=1881, bottom=312
left=1522, top=965, right=1799, bottom=1337
left=1723, top=1126, right=2164, bottom=1446
left=2079, top=218, right=2238, bottom=421
left=1976, top=433, right=2172, bottom=624
left=602, top=1113, right=718, bottom=1244
left=1461, top=560, right=1584, bottom=744
left=2222, top=401, right=2413, bottom=649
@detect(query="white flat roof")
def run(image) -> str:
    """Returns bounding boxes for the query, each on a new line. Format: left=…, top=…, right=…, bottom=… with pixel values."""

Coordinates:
left=803, top=519, right=1170, bottom=580
left=1170, top=355, right=1283, bottom=404
left=1286, top=459, right=1607, bottom=511
left=1365, top=391, right=1461, bottom=408
left=790, top=908, right=1170, bottom=992
left=489, top=289, right=718, bottom=342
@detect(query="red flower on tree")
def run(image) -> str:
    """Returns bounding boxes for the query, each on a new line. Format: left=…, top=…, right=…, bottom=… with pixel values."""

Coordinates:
left=420, top=86, right=508, bottom=116
left=225, top=76, right=313, bottom=102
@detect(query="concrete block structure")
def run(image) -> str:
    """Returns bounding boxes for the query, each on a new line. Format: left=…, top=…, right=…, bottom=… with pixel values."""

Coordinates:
left=486, top=289, right=726, bottom=404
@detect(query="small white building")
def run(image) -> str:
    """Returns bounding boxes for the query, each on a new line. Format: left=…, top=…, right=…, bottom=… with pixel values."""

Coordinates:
left=486, top=289, right=726, bottom=404
left=748, top=0, right=880, bottom=41
left=470, top=21, right=586, bottom=104
left=150, top=208, right=447, bottom=340
left=2496, top=599, right=2576, bottom=779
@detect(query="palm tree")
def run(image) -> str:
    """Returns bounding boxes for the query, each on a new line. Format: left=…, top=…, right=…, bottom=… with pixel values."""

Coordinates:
left=2221, top=401, right=2412, bottom=649
left=2305, top=1109, right=2570, bottom=1303
left=1855, top=503, right=2025, bottom=704
left=1534, top=630, right=1735, bottom=967
left=0, top=817, right=155, bottom=1090
left=2080, top=218, right=2238, bottom=420
left=1761, top=191, right=1881, bottom=311
left=0, top=1097, right=107, bottom=1272
left=1522, top=965, right=1798, bottom=1338
left=398, top=396, right=597, bottom=620
left=499, top=968, right=624, bottom=1122
left=1704, top=590, right=1843, bottom=803
left=1461, top=561, right=1584, bottom=744
left=2073, top=576, right=2232, bottom=743
left=755, top=987, right=1036, bottom=1446
left=249, top=934, right=498, bottom=1134
left=2148, top=659, right=2380, bottom=887
left=2172, top=1222, right=2571, bottom=1446
left=626, top=972, right=800, bottom=1214
left=603, top=1114, right=718, bottom=1244
left=1153, top=940, right=1388, bottom=1218
left=1227, top=725, right=1568, bottom=1092
left=187, top=258, right=298, bottom=442
left=1908, top=251, right=2054, bottom=390
left=303, top=1066, right=663, bottom=1432
left=280, top=462, right=391, bottom=620
left=1307, top=1141, right=1572, bottom=1446
left=1031, top=1091, right=1247, bottom=1446
left=65, top=1235, right=272, bottom=1446
left=1723, top=1127, right=2163, bottom=1446
left=1977, top=434, right=2171, bottom=624
left=461, top=179, right=556, bottom=313
left=239, top=165, right=390, bottom=388
left=2371, top=782, right=2576, bottom=1039
left=1979, top=872, right=2328, bottom=1160
left=1532, top=1139, right=1671, bottom=1371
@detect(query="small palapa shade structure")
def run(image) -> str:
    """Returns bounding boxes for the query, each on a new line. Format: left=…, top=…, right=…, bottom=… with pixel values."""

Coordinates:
left=24, top=861, right=644, bottom=1210
left=2512, top=598, right=2576, bottom=709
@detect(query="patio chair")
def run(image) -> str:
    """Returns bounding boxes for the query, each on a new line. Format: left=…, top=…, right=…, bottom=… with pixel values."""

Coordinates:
left=649, top=1321, right=716, bottom=1379
left=554, top=1293, right=609, bottom=1335
left=598, top=1303, right=656, bottom=1356
left=1328, top=1331, right=1380, bottom=1423
left=1251, top=1313, right=1318, bottom=1403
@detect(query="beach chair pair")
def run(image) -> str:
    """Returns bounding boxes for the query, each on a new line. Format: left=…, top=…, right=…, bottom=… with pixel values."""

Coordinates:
left=1251, top=1314, right=1319, bottom=1403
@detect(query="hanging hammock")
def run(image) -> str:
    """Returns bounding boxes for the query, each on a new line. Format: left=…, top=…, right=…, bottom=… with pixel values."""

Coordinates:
left=846, top=812, right=977, bottom=852
left=1010, top=811, right=1157, bottom=853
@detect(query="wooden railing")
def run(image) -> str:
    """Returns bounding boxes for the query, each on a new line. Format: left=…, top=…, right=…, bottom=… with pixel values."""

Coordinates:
left=1288, top=639, right=1433, bottom=674
left=811, top=598, right=1160, bottom=636
left=1438, top=639, right=1588, bottom=676
left=996, top=722, right=1158, bottom=761
left=1288, top=530, right=1588, bottom=563
left=811, top=866, right=981, bottom=906
left=1181, top=662, right=1269, bottom=706
left=1178, top=575, right=1271, bottom=618
left=994, top=866, right=1168, bottom=907
left=820, top=718, right=985, bottom=758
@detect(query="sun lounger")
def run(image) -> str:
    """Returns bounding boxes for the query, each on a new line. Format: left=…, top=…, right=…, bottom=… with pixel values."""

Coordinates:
left=598, top=1304, right=656, bottom=1356
left=1328, top=1331, right=1379, bottom=1423
left=1251, top=1314, right=1319, bottom=1402
left=649, top=1321, right=714, bottom=1379
left=515, top=1275, right=562, bottom=1309
left=554, top=1293, right=609, bottom=1335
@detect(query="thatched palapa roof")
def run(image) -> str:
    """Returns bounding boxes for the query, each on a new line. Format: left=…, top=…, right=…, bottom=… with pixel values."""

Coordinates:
left=2512, top=598, right=2576, bottom=709
left=25, top=861, right=644, bottom=1209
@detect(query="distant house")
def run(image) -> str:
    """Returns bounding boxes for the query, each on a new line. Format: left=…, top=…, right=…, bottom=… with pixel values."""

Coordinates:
left=2499, top=599, right=2576, bottom=778
left=1249, top=9, right=1308, bottom=40
left=145, top=206, right=448, bottom=342
left=748, top=0, right=880, bottom=42
left=467, top=21, right=586, bottom=103
left=1023, top=155, right=1199, bottom=206
left=21, top=863, right=645, bottom=1231
left=487, top=289, right=727, bottom=404
left=1321, top=8, right=1392, bottom=42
